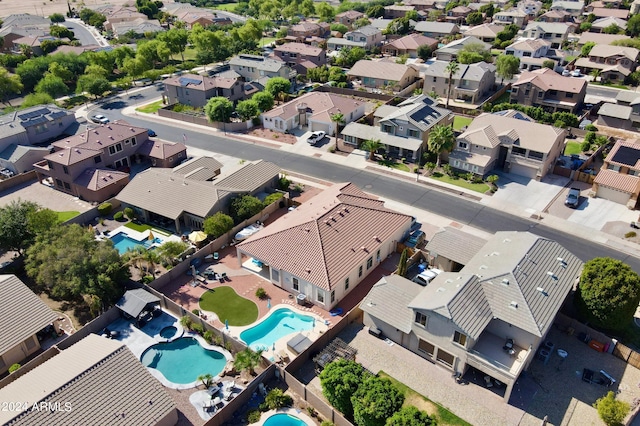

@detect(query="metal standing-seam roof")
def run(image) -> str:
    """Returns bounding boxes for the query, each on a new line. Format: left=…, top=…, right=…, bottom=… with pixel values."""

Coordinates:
left=116, top=289, right=161, bottom=319
left=0, top=334, right=176, bottom=426
left=360, top=275, right=423, bottom=333
left=0, top=275, right=58, bottom=357
left=425, top=227, right=489, bottom=266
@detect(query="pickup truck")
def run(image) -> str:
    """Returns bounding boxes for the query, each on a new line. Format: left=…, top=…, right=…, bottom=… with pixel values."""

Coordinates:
left=565, top=187, right=580, bottom=208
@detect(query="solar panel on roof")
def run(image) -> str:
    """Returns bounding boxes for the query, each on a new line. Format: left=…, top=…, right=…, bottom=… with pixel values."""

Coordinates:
left=49, top=111, right=67, bottom=119
left=178, top=77, right=202, bottom=86
left=26, top=116, right=48, bottom=125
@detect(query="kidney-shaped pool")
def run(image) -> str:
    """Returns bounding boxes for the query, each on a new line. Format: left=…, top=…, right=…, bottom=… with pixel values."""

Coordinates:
left=240, top=308, right=314, bottom=351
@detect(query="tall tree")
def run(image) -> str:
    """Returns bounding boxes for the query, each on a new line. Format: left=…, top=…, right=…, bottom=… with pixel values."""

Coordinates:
left=157, top=28, right=188, bottom=62
left=236, top=99, right=260, bottom=121
left=203, top=212, right=234, bottom=238
left=445, top=61, right=460, bottom=109
left=331, top=112, right=345, bottom=151
left=352, top=376, right=405, bottom=426
left=264, top=77, right=291, bottom=103
left=320, top=359, right=369, bottom=418
left=233, top=348, right=263, bottom=375
left=0, top=67, right=23, bottom=105
left=594, top=391, right=630, bottom=426
left=156, top=241, right=188, bottom=266
left=0, top=200, right=40, bottom=255
left=495, top=54, right=520, bottom=84
left=35, top=73, right=68, bottom=98
left=428, top=124, right=455, bottom=168
left=204, top=96, right=233, bottom=123
left=252, top=91, right=274, bottom=112
left=361, top=139, right=384, bottom=161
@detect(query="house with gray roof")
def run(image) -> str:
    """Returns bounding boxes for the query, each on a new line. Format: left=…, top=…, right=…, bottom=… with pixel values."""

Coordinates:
left=0, top=275, right=59, bottom=375
left=522, top=21, right=572, bottom=48
left=346, top=60, right=420, bottom=93
left=414, top=21, right=460, bottom=39
left=0, top=14, right=50, bottom=52
left=117, top=159, right=281, bottom=233
left=229, top=54, right=296, bottom=84
left=0, top=334, right=178, bottom=426
left=328, top=25, right=384, bottom=51
left=361, top=231, right=583, bottom=402
left=493, top=8, right=529, bottom=27
left=236, top=182, right=412, bottom=310
left=435, top=36, right=492, bottom=62
left=425, top=227, right=488, bottom=271
left=424, top=60, right=496, bottom=104
left=342, top=94, right=453, bottom=162
left=549, top=0, right=585, bottom=16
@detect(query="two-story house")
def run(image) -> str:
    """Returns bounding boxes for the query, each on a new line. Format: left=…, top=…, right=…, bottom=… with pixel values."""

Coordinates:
left=590, top=7, right=629, bottom=19
left=493, top=9, right=529, bottom=27
left=33, top=121, right=187, bottom=202
left=463, top=23, right=504, bottom=43
left=446, top=6, right=473, bottom=25
left=549, top=0, right=585, bottom=17
left=592, top=139, right=640, bottom=208
left=590, top=16, right=627, bottom=34
left=448, top=111, right=566, bottom=179
left=521, top=22, right=571, bottom=48
left=346, top=60, right=420, bottom=94
left=341, top=94, right=453, bottom=162
left=286, top=21, right=331, bottom=43
left=273, top=43, right=327, bottom=75
left=335, top=10, right=365, bottom=28
left=384, top=5, right=417, bottom=19
left=229, top=54, right=296, bottom=84
left=435, top=36, right=492, bottom=61
left=505, top=38, right=553, bottom=71
left=538, top=10, right=572, bottom=23
left=510, top=68, right=586, bottom=112
left=328, top=25, right=384, bottom=51
left=577, top=32, right=630, bottom=48
left=382, top=33, right=438, bottom=58
left=413, top=21, right=460, bottom=39
left=361, top=231, right=583, bottom=402
left=519, top=0, right=543, bottom=18
left=575, top=44, right=639, bottom=82
left=163, top=73, right=244, bottom=107
left=424, top=60, right=496, bottom=104
left=596, top=101, right=640, bottom=131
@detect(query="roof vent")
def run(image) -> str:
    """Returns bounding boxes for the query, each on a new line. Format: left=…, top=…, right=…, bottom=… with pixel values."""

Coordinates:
left=445, top=279, right=453, bottom=284
left=74, top=149, right=80, bottom=153
left=130, top=128, right=134, bottom=131
left=361, top=246, right=367, bottom=251
left=373, top=235, right=379, bottom=241
left=491, top=251, right=499, bottom=256
left=547, top=271, right=558, bottom=280
left=344, top=207, right=349, bottom=213
left=109, top=135, right=114, bottom=140
left=437, top=287, right=446, bottom=292
left=557, top=257, right=567, bottom=268
left=107, top=174, right=112, bottom=178
left=329, top=216, right=334, bottom=221
left=537, top=287, right=549, bottom=296
left=305, top=268, right=311, bottom=273
left=501, top=278, right=509, bottom=285
left=479, top=265, right=487, bottom=269
left=65, top=140, right=70, bottom=143
left=304, top=228, right=310, bottom=232
left=324, top=220, right=330, bottom=225
left=509, top=301, right=518, bottom=309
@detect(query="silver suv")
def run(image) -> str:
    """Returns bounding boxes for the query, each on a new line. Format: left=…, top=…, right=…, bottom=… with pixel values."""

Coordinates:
left=565, top=187, right=580, bottom=208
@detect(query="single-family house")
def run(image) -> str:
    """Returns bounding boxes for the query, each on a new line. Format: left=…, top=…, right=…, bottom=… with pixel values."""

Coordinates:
left=346, top=60, right=420, bottom=93
left=425, top=227, right=488, bottom=272
left=435, top=36, right=492, bottom=61
left=587, top=0, right=623, bottom=9
left=596, top=102, right=640, bottom=131
left=370, top=18, right=396, bottom=32
left=424, top=60, right=496, bottom=104
left=446, top=6, right=473, bottom=25
left=0, top=334, right=178, bottom=426
left=590, top=17, right=627, bottom=33
left=510, top=68, right=586, bottom=112
left=95, top=5, right=147, bottom=31
left=575, top=44, right=639, bottom=82
left=577, top=32, right=630, bottom=48
left=229, top=54, right=296, bottom=84
left=404, top=0, right=438, bottom=10
left=286, top=21, right=331, bottom=41
left=273, top=43, right=327, bottom=75
left=361, top=231, right=583, bottom=402
left=163, top=73, right=245, bottom=107
left=261, top=91, right=365, bottom=134
left=0, top=14, right=50, bottom=52
left=463, top=23, right=505, bottom=43
left=519, top=0, right=543, bottom=17
left=538, top=10, right=572, bottom=23
left=384, top=5, right=417, bottom=19
left=344, top=26, right=384, bottom=50
left=522, top=22, right=571, bottom=48
left=336, top=10, right=365, bottom=28
left=117, top=159, right=280, bottom=232
left=549, top=1, right=585, bottom=17
left=11, top=35, right=61, bottom=56
left=111, top=19, right=164, bottom=37
left=33, top=121, right=186, bottom=202
left=176, top=9, right=231, bottom=29
left=414, top=21, right=460, bottom=39
left=341, top=94, right=453, bottom=161
left=382, top=34, right=438, bottom=58
left=493, top=9, right=529, bottom=27
left=592, top=139, right=640, bottom=207
left=236, top=182, right=413, bottom=310
left=590, top=7, right=629, bottom=19
left=0, top=274, right=60, bottom=376
left=448, top=111, right=566, bottom=179
left=505, top=38, right=553, bottom=71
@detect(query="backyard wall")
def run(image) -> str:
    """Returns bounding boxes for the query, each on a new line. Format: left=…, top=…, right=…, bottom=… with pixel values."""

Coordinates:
left=0, top=170, right=37, bottom=193
left=157, top=107, right=252, bottom=132
left=64, top=197, right=122, bottom=226
left=55, top=306, right=122, bottom=350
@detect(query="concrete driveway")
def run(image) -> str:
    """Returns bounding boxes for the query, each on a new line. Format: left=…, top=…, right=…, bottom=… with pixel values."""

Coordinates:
left=483, top=172, right=570, bottom=215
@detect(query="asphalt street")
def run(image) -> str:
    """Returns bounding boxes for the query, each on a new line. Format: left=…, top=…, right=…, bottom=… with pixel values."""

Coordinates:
left=88, top=86, right=640, bottom=272
left=63, top=21, right=97, bottom=47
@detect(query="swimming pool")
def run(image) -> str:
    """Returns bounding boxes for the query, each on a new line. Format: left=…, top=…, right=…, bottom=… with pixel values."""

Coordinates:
left=110, top=232, right=145, bottom=254
left=159, top=326, right=177, bottom=339
left=140, top=338, right=226, bottom=385
left=240, top=308, right=314, bottom=351
left=263, top=413, right=308, bottom=426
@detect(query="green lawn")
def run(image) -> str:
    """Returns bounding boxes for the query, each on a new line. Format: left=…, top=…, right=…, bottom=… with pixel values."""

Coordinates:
left=183, top=47, right=198, bottom=61
left=429, top=173, right=490, bottom=193
left=379, top=371, right=472, bottom=426
left=453, top=115, right=473, bottom=131
left=377, top=158, right=411, bottom=172
left=199, top=286, right=258, bottom=326
left=207, top=2, right=239, bottom=11
left=564, top=141, right=582, bottom=156
left=56, top=211, right=79, bottom=223
left=136, top=100, right=163, bottom=114
left=260, top=37, right=277, bottom=47
left=591, top=81, right=629, bottom=90
left=124, top=221, right=170, bottom=236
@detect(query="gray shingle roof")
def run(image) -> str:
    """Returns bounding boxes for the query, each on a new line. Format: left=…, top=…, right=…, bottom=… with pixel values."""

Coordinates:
left=0, top=334, right=176, bottom=426
left=425, top=227, right=489, bottom=266
left=0, top=144, right=48, bottom=162
left=0, top=275, right=58, bottom=356
left=360, top=275, right=423, bottom=333
left=341, top=123, right=425, bottom=151
left=116, top=289, right=161, bottom=319
left=347, top=25, right=380, bottom=37
left=414, top=21, right=460, bottom=34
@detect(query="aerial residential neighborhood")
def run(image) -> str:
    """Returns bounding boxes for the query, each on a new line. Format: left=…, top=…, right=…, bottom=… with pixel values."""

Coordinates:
left=4, top=0, right=640, bottom=425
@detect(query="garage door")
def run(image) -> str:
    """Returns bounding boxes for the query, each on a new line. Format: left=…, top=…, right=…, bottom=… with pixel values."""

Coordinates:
left=597, top=186, right=632, bottom=205
left=310, top=122, right=331, bottom=134
left=509, top=163, right=538, bottom=179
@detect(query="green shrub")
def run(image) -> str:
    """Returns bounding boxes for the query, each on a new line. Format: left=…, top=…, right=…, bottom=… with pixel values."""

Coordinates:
left=180, top=315, right=193, bottom=330
left=321, top=422, right=335, bottom=426
left=258, top=402, right=269, bottom=412
left=214, top=335, right=223, bottom=346
left=203, top=330, right=214, bottom=343
left=8, top=363, right=20, bottom=373
left=123, top=207, right=135, bottom=220
left=265, top=388, right=293, bottom=409
left=585, top=124, right=598, bottom=132
left=97, top=202, right=112, bottom=216
left=264, top=192, right=284, bottom=205
left=113, top=211, right=124, bottom=221
left=247, top=409, right=261, bottom=423
left=142, top=275, right=154, bottom=284
left=192, top=323, right=204, bottom=335
left=307, top=406, right=317, bottom=417
left=256, top=287, right=267, bottom=299
left=625, top=231, right=637, bottom=238
left=278, top=175, right=291, bottom=190
left=581, top=140, right=592, bottom=152
left=192, top=309, right=200, bottom=316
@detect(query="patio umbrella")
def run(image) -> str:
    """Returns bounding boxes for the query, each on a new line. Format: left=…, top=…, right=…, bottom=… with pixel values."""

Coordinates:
left=148, top=231, right=154, bottom=241
left=188, top=230, right=207, bottom=243
left=225, top=319, right=229, bottom=330
left=267, top=298, right=271, bottom=310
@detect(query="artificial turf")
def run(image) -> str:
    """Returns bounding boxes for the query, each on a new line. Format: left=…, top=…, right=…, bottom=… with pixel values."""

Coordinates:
left=199, top=286, right=258, bottom=326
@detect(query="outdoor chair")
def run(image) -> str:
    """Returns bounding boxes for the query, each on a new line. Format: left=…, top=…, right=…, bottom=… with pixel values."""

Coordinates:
left=213, top=252, right=219, bottom=261
left=221, top=272, right=228, bottom=281
left=484, top=375, right=493, bottom=388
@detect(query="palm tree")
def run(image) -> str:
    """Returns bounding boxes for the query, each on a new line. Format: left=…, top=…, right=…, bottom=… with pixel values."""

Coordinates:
left=157, top=241, right=188, bottom=266
left=197, top=373, right=214, bottom=388
left=428, top=125, right=456, bottom=168
left=142, top=249, right=161, bottom=275
left=445, top=61, right=460, bottom=109
left=124, top=246, right=145, bottom=270
left=234, top=348, right=264, bottom=376
left=330, top=112, right=345, bottom=152
left=590, top=68, right=602, bottom=82
left=360, top=139, right=384, bottom=161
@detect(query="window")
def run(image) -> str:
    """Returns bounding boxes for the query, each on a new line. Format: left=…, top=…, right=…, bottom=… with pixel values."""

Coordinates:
left=358, top=265, right=363, bottom=277
left=407, top=129, right=419, bottom=138
left=458, top=141, right=468, bottom=149
left=523, top=52, right=532, bottom=57
left=525, top=89, right=530, bottom=96
left=47, top=160, right=54, bottom=170
left=94, top=156, right=102, bottom=164
left=566, top=92, right=573, bottom=98
left=436, top=349, right=455, bottom=367
left=512, top=146, right=526, bottom=157
left=528, top=150, right=544, bottom=161
left=345, top=277, right=350, bottom=290
left=511, top=88, right=518, bottom=94
left=272, top=269, right=279, bottom=282
left=608, top=164, right=621, bottom=172
left=376, top=249, right=380, bottom=261
left=432, top=76, right=437, bottom=82
left=108, top=143, right=123, bottom=155
left=55, top=179, right=63, bottom=188
left=382, top=124, right=393, bottom=134
left=63, top=166, right=69, bottom=175
left=549, top=90, right=557, bottom=95
left=293, top=277, right=299, bottom=291
left=418, top=339, right=435, bottom=355
left=63, top=182, right=71, bottom=190
left=317, top=290, right=325, bottom=303
left=538, top=91, right=543, bottom=98
left=131, top=137, right=137, bottom=147
left=453, top=331, right=467, bottom=346
left=331, top=290, right=335, bottom=303
left=415, top=312, right=427, bottom=326
left=366, top=257, right=373, bottom=269
left=25, top=336, right=36, bottom=350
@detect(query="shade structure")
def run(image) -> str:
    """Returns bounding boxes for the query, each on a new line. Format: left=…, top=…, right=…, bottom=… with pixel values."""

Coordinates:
left=148, top=231, right=155, bottom=241
left=188, top=231, right=207, bottom=243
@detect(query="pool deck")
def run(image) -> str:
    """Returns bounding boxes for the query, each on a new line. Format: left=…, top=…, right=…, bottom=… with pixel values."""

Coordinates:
left=104, top=225, right=183, bottom=249
left=255, top=408, right=315, bottom=425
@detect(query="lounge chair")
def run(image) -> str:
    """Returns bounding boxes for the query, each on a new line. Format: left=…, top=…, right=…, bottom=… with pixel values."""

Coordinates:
left=221, top=272, right=228, bottom=281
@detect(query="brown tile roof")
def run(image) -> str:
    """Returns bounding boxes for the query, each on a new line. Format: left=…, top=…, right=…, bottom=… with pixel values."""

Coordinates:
left=237, top=183, right=411, bottom=291
left=594, top=169, right=640, bottom=194
left=507, top=38, right=550, bottom=52
left=385, top=34, right=437, bottom=51
left=0, top=275, right=58, bottom=356
left=74, top=168, right=129, bottom=191
left=0, top=334, right=176, bottom=426
left=463, top=23, right=503, bottom=38
left=347, top=60, right=416, bottom=81
left=512, top=68, right=586, bottom=94
left=163, top=73, right=239, bottom=90
left=336, top=10, right=365, bottom=19
left=591, top=7, right=629, bottom=18
left=136, top=139, right=187, bottom=160
left=274, top=42, right=323, bottom=56
left=52, top=120, right=148, bottom=152
left=262, top=91, right=362, bottom=123
left=45, top=146, right=101, bottom=165
left=578, top=32, right=630, bottom=46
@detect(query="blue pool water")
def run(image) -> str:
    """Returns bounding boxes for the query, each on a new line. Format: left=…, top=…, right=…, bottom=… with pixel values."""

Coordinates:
left=110, top=232, right=145, bottom=254
left=140, top=338, right=226, bottom=384
left=263, top=413, right=308, bottom=426
left=240, top=308, right=314, bottom=351
left=159, top=326, right=177, bottom=339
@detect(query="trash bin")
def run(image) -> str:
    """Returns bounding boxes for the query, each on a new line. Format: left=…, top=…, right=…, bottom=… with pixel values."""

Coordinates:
left=297, top=293, right=306, bottom=305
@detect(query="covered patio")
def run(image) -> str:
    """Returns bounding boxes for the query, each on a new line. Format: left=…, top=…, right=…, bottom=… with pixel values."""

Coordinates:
left=115, top=288, right=162, bottom=327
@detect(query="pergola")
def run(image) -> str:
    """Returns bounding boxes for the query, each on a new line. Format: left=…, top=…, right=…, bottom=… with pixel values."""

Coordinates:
left=116, top=289, right=161, bottom=327
left=313, top=337, right=357, bottom=373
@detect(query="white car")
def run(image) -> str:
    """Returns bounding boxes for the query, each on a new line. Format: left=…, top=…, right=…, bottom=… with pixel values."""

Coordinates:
left=412, top=268, right=443, bottom=286
left=91, top=114, right=109, bottom=124
left=307, top=131, right=326, bottom=145
left=571, top=69, right=581, bottom=77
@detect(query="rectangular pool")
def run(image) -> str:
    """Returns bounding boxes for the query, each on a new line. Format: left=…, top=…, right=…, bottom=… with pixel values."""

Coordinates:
left=110, top=232, right=145, bottom=254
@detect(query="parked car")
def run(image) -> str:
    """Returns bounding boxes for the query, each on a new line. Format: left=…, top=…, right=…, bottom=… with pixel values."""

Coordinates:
left=412, top=268, right=443, bottom=286
left=307, top=131, right=326, bottom=145
left=571, top=69, right=581, bottom=77
left=147, top=129, right=157, bottom=137
left=90, top=114, right=109, bottom=124
left=562, top=69, right=570, bottom=76
left=565, top=187, right=580, bottom=208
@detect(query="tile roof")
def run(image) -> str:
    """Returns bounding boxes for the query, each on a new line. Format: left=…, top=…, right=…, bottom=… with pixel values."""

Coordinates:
left=512, top=68, right=586, bottom=94
left=592, top=16, right=628, bottom=29
left=506, top=38, right=550, bottom=52
left=52, top=120, right=148, bottom=152
left=463, top=23, right=503, bottom=38
left=45, top=146, right=101, bottom=166
left=425, top=227, right=488, bottom=265
left=385, top=34, right=438, bottom=50
left=163, top=73, right=239, bottom=90
left=0, top=334, right=176, bottom=426
left=588, top=44, right=639, bottom=61
left=524, top=21, right=572, bottom=34
left=425, top=60, right=495, bottom=82
left=413, top=21, right=460, bottom=34
left=379, top=94, right=452, bottom=132
left=347, top=60, right=416, bottom=81
left=135, top=139, right=187, bottom=160
left=598, top=102, right=632, bottom=120
left=229, top=54, right=287, bottom=72
left=274, top=42, right=323, bottom=56
left=591, top=7, right=629, bottom=18
left=0, top=275, right=58, bottom=356
left=550, top=1, right=584, bottom=10
left=347, top=25, right=381, bottom=37
left=172, top=156, right=223, bottom=181
left=74, top=168, right=129, bottom=191
left=360, top=275, right=423, bottom=333
left=262, top=91, right=362, bottom=123
left=237, top=183, right=412, bottom=291
left=594, top=168, right=640, bottom=193
left=336, top=10, right=365, bottom=19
